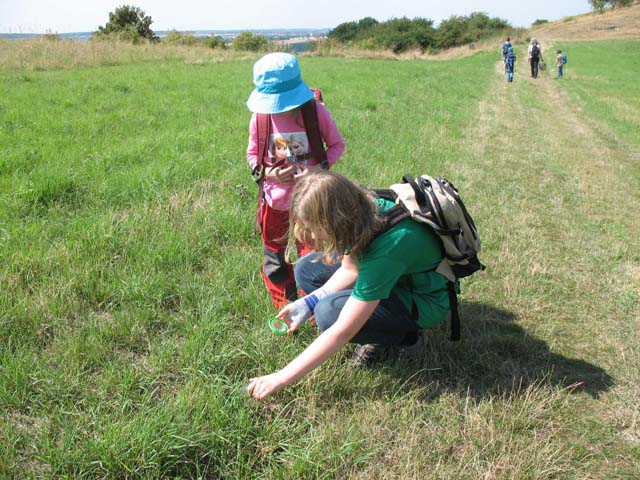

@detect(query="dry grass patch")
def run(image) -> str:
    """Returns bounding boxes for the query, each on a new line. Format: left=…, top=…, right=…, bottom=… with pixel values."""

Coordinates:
left=334, top=382, right=578, bottom=479
left=532, top=3, right=640, bottom=42
left=0, top=38, right=248, bottom=71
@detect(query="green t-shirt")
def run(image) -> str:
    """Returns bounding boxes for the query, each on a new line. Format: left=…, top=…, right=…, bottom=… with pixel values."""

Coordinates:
left=351, top=198, right=450, bottom=328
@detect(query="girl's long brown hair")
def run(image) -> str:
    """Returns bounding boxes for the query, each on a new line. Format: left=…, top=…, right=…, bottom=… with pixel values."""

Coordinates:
left=289, top=171, right=387, bottom=263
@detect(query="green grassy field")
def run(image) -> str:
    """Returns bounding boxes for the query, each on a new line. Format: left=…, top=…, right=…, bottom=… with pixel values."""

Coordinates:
left=1, top=39, right=639, bottom=478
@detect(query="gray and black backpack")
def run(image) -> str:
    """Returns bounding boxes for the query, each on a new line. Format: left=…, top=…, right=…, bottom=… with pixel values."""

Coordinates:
left=374, top=174, right=485, bottom=340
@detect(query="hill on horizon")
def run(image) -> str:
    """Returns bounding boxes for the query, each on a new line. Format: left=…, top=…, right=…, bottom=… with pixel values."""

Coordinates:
left=530, top=3, right=640, bottom=41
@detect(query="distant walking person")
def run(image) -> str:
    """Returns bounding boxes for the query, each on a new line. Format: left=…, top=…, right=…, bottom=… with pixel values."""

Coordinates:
left=528, top=38, right=543, bottom=79
left=504, top=46, right=516, bottom=82
left=555, top=49, right=567, bottom=79
left=501, top=36, right=512, bottom=63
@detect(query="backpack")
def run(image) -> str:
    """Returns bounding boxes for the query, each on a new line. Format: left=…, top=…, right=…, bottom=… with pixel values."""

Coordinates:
left=531, top=44, right=540, bottom=60
left=561, top=53, right=567, bottom=65
left=252, top=91, right=328, bottom=234
left=374, top=174, right=485, bottom=340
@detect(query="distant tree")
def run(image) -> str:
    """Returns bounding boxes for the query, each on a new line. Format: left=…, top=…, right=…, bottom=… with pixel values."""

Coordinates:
left=589, top=0, right=608, bottom=11
left=531, top=19, right=549, bottom=26
left=328, top=17, right=379, bottom=42
left=374, top=17, right=436, bottom=53
left=96, top=5, right=158, bottom=43
left=357, top=17, right=380, bottom=31
left=203, top=36, right=226, bottom=49
left=588, top=0, right=633, bottom=11
left=329, top=12, right=509, bottom=53
left=327, top=21, right=359, bottom=42
left=436, top=12, right=510, bottom=49
left=436, top=15, right=468, bottom=48
left=42, top=30, right=61, bottom=42
left=232, top=32, right=270, bottom=51
left=163, top=29, right=198, bottom=46
left=410, top=17, right=436, bottom=49
left=163, top=29, right=183, bottom=44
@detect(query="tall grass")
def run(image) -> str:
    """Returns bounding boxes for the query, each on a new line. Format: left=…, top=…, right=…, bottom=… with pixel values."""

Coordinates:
left=0, top=38, right=247, bottom=71
left=1, top=40, right=638, bottom=478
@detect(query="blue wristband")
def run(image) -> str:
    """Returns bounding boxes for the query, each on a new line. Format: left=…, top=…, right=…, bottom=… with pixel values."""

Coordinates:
left=302, top=293, right=319, bottom=313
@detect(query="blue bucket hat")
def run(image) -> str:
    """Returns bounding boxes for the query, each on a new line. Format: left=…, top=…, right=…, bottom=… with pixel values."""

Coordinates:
left=246, top=52, right=314, bottom=114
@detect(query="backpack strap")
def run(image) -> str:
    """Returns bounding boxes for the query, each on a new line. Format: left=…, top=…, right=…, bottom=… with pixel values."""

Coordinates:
left=447, top=282, right=460, bottom=341
left=255, top=113, right=270, bottom=177
left=370, top=189, right=410, bottom=230
left=252, top=113, right=271, bottom=235
left=300, top=100, right=329, bottom=169
left=402, top=174, right=429, bottom=209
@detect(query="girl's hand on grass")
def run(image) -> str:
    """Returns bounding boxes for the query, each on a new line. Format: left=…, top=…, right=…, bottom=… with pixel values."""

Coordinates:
left=247, top=372, right=287, bottom=400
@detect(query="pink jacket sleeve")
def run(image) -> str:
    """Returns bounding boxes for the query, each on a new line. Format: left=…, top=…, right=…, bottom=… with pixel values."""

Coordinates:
left=246, top=113, right=259, bottom=173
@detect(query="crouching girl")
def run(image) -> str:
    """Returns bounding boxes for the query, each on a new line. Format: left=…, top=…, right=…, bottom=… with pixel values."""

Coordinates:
left=247, top=171, right=451, bottom=400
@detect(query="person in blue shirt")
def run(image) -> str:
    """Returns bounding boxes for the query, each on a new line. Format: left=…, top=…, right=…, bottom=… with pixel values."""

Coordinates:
left=501, top=37, right=512, bottom=63
left=505, top=46, right=517, bottom=82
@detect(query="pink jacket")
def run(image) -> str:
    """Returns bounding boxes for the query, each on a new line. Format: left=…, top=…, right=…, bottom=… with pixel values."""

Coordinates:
left=246, top=102, right=345, bottom=210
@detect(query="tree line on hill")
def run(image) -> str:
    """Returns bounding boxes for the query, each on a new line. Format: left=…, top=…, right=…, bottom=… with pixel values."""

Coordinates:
left=327, top=13, right=511, bottom=53
left=90, top=6, right=512, bottom=53
left=92, top=5, right=251, bottom=50
left=87, top=3, right=639, bottom=54
left=589, top=0, right=637, bottom=12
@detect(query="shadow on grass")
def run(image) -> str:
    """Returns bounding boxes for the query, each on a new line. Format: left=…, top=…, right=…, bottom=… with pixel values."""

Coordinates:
left=381, top=300, right=614, bottom=401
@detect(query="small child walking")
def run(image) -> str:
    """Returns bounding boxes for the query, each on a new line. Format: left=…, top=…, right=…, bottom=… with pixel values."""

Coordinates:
left=505, top=47, right=516, bottom=82
left=555, top=50, right=567, bottom=79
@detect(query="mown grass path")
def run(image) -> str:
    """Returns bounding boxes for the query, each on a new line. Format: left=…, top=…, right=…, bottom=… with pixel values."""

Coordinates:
left=460, top=49, right=640, bottom=478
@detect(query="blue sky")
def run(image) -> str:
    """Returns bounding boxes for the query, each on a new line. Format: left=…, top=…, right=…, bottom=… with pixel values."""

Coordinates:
left=0, top=0, right=592, bottom=33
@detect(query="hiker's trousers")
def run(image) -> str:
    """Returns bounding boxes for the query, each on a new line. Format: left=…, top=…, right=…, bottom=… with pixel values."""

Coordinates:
left=531, top=58, right=540, bottom=78
left=294, top=252, right=419, bottom=345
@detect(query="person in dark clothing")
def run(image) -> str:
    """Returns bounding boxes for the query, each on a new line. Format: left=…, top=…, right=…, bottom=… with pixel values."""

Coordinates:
left=528, top=38, right=543, bottom=79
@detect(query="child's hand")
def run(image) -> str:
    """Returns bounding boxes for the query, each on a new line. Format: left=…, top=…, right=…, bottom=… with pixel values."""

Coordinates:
left=247, top=372, right=287, bottom=400
left=267, top=164, right=297, bottom=184
left=276, top=303, right=300, bottom=333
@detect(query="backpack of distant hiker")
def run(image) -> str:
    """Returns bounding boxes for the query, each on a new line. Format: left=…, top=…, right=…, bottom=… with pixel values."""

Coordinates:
left=561, top=53, right=567, bottom=65
left=373, top=174, right=485, bottom=341
left=531, top=43, right=540, bottom=60
left=252, top=90, right=328, bottom=234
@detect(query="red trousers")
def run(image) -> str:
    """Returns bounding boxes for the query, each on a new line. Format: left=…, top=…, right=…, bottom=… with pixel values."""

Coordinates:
left=259, top=203, right=312, bottom=309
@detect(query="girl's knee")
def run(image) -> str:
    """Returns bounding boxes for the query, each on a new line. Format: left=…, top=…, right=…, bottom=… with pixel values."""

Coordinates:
left=294, top=252, right=324, bottom=293
left=313, top=300, right=335, bottom=332
left=293, top=253, right=315, bottom=280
